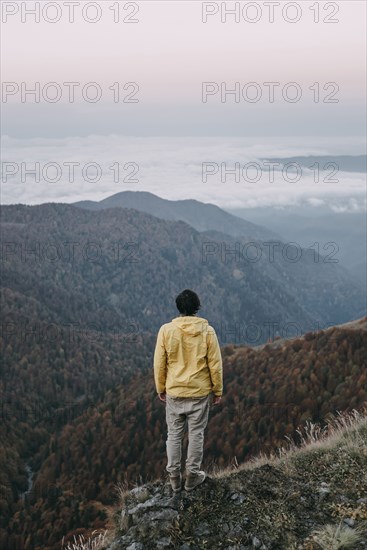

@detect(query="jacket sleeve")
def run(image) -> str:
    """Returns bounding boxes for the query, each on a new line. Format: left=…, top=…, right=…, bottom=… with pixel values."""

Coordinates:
left=207, top=327, right=223, bottom=396
left=153, top=325, right=167, bottom=394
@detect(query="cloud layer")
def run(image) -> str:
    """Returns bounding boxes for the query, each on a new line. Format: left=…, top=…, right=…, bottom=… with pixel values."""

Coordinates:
left=2, top=134, right=366, bottom=212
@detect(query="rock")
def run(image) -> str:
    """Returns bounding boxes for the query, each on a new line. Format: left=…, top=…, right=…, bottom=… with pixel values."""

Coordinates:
left=339, top=494, right=350, bottom=503
left=193, top=521, right=211, bottom=536
left=318, top=486, right=330, bottom=495
left=157, top=496, right=178, bottom=508
left=230, top=491, right=246, bottom=504
left=252, top=536, right=261, bottom=548
left=125, top=526, right=140, bottom=539
left=148, top=509, right=178, bottom=522
left=128, top=494, right=178, bottom=521
left=130, top=487, right=151, bottom=503
left=120, top=508, right=133, bottom=530
left=126, top=543, right=144, bottom=550
left=156, top=537, right=172, bottom=548
left=128, top=495, right=160, bottom=514
left=105, top=537, right=133, bottom=550
left=357, top=497, right=367, bottom=503
left=344, top=517, right=355, bottom=527
left=228, top=523, right=243, bottom=537
left=128, top=507, right=179, bottom=538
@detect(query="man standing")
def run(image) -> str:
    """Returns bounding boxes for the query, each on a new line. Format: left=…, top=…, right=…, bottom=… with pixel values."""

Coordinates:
left=153, top=289, right=223, bottom=493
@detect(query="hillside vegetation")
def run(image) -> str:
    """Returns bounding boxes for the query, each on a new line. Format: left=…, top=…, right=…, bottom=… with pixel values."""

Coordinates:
left=2, top=319, right=366, bottom=549
left=1, top=203, right=364, bottom=339
left=69, top=409, right=367, bottom=549
left=1, top=202, right=366, bottom=549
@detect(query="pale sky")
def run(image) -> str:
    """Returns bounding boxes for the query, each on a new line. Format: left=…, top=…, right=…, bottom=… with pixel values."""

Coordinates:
left=1, top=0, right=366, bottom=136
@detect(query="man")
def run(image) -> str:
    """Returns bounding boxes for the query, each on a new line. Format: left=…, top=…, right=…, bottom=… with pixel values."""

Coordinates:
left=153, top=289, right=223, bottom=493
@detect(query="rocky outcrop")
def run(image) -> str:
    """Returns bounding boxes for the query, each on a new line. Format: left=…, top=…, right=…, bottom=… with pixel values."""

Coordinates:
left=106, top=450, right=367, bottom=549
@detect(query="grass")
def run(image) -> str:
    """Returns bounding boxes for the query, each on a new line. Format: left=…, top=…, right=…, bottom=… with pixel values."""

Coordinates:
left=61, top=530, right=110, bottom=550
left=210, top=408, right=367, bottom=480
left=310, top=521, right=365, bottom=549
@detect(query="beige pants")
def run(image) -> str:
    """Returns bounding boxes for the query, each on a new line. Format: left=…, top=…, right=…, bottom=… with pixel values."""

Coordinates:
left=165, top=393, right=211, bottom=476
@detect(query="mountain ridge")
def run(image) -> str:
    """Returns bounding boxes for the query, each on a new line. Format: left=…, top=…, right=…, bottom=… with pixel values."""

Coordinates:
left=1, top=202, right=365, bottom=346
left=71, top=191, right=282, bottom=242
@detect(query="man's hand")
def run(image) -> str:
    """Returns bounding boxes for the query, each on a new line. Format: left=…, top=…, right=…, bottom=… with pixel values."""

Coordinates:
left=158, top=392, right=166, bottom=402
left=212, top=395, right=222, bottom=405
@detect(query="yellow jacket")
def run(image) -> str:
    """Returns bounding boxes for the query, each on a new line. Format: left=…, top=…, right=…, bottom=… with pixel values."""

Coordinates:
left=153, top=315, right=223, bottom=398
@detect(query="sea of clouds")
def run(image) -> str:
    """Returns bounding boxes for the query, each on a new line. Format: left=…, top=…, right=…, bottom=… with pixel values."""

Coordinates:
left=2, top=134, right=366, bottom=212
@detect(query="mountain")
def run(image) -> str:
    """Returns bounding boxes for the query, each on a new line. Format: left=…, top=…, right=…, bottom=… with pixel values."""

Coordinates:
left=1, top=203, right=364, bottom=345
left=2, top=317, right=366, bottom=549
left=227, top=204, right=367, bottom=287
left=259, top=154, right=367, bottom=173
left=72, top=191, right=281, bottom=242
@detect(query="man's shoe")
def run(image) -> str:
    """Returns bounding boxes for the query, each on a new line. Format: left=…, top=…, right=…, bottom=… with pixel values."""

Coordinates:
left=184, top=470, right=206, bottom=491
left=169, top=474, right=182, bottom=493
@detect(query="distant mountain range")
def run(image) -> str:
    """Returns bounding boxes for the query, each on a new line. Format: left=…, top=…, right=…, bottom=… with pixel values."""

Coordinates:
left=228, top=204, right=367, bottom=286
left=1, top=202, right=365, bottom=345
left=72, top=190, right=367, bottom=290
left=72, top=191, right=281, bottom=242
left=259, top=154, right=367, bottom=173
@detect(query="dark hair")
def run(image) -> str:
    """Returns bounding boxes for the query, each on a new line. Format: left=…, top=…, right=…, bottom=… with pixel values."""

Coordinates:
left=175, top=289, right=201, bottom=316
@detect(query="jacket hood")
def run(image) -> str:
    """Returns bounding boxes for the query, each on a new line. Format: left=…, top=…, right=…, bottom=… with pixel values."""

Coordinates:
left=171, top=316, right=208, bottom=336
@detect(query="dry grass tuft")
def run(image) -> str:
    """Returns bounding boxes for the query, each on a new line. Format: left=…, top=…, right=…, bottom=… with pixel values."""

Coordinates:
left=61, top=530, right=110, bottom=550
left=310, top=521, right=365, bottom=549
left=210, top=408, right=367, bottom=480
